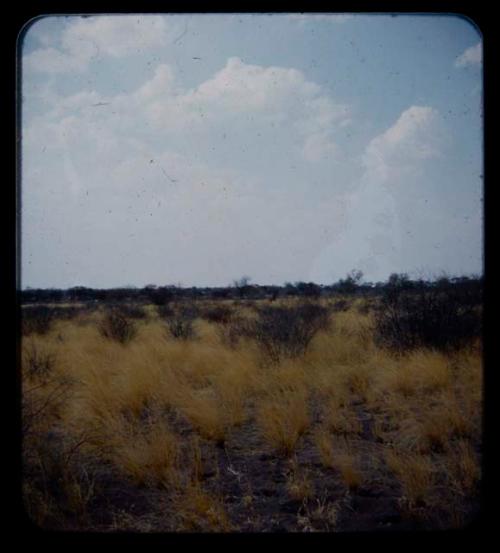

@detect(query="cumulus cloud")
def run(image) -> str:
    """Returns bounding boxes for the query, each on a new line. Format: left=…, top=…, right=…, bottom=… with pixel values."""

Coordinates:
left=134, top=57, right=349, bottom=162
left=455, top=42, right=482, bottom=68
left=22, top=56, right=355, bottom=286
left=302, top=132, right=338, bottom=162
left=310, top=105, right=446, bottom=282
left=23, top=15, right=171, bottom=74
left=27, top=57, right=349, bottom=164
left=363, top=106, right=443, bottom=181
left=22, top=46, right=87, bottom=74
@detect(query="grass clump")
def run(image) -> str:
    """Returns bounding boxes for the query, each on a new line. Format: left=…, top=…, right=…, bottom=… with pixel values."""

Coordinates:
left=23, top=341, right=56, bottom=382
left=257, top=388, right=310, bottom=456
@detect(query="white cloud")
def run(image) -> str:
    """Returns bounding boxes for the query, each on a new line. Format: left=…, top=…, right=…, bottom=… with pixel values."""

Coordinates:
left=23, top=46, right=88, bottom=74
left=61, top=15, right=169, bottom=58
left=302, top=132, right=338, bottom=162
left=22, top=57, right=355, bottom=287
left=135, top=57, right=349, bottom=162
left=363, top=106, right=442, bottom=181
left=310, top=105, right=447, bottom=282
left=455, top=42, right=482, bottom=68
left=24, top=15, right=171, bottom=74
left=26, top=57, right=350, bottom=163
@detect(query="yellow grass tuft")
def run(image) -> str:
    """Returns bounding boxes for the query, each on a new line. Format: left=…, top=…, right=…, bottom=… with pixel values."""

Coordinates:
left=173, top=484, right=232, bottom=532
left=313, top=427, right=335, bottom=468
left=108, top=418, right=180, bottom=488
left=334, top=451, right=363, bottom=491
left=385, top=448, right=435, bottom=506
left=257, top=387, right=310, bottom=457
left=21, top=297, right=482, bottom=531
left=447, top=439, right=481, bottom=495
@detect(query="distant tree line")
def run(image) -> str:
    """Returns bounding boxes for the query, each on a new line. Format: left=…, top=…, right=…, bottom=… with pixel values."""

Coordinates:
left=19, top=272, right=483, bottom=306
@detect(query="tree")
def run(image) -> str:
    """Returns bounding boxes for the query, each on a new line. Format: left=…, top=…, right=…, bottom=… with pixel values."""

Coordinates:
left=335, top=270, right=363, bottom=294
left=294, top=281, right=321, bottom=298
left=233, top=276, right=252, bottom=298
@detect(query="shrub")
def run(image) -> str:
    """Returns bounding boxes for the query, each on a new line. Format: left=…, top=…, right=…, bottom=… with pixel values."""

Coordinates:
left=22, top=306, right=54, bottom=335
left=112, top=303, right=147, bottom=320
left=201, top=305, right=233, bottom=325
left=249, top=302, right=330, bottom=363
left=165, top=308, right=197, bottom=340
left=216, top=316, right=252, bottom=348
left=98, top=311, right=137, bottom=344
left=157, top=303, right=175, bottom=319
left=331, top=299, right=351, bottom=313
left=22, top=429, right=98, bottom=529
left=375, top=286, right=481, bottom=353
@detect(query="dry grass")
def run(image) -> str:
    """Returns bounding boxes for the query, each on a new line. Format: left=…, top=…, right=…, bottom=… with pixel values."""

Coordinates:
left=286, top=458, right=315, bottom=502
left=108, top=418, right=181, bottom=488
left=313, top=430, right=362, bottom=490
left=172, top=484, right=233, bottom=532
left=314, top=427, right=336, bottom=468
left=256, top=379, right=310, bottom=456
left=322, top=398, right=363, bottom=435
left=446, top=439, right=481, bottom=495
left=385, top=448, right=435, bottom=507
left=332, top=439, right=363, bottom=491
left=21, top=297, right=482, bottom=531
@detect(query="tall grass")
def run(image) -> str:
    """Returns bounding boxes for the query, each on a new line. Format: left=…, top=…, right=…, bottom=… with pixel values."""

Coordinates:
left=21, top=295, right=482, bottom=531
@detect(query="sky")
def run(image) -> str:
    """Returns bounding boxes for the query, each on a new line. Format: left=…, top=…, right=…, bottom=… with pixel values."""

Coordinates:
left=20, top=13, right=483, bottom=289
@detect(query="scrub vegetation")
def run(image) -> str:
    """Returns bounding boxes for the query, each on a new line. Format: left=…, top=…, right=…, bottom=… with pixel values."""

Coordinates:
left=20, top=275, right=483, bottom=532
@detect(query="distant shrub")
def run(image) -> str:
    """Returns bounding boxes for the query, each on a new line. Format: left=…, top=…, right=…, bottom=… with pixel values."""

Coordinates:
left=22, top=306, right=54, bottom=336
left=374, top=287, right=482, bottom=353
left=165, top=308, right=197, bottom=340
left=249, top=302, right=330, bottom=363
left=157, top=303, right=175, bottom=319
left=98, top=311, right=137, bottom=344
left=147, top=286, right=175, bottom=306
left=217, top=316, right=253, bottom=348
left=50, top=306, right=87, bottom=320
left=331, top=299, right=351, bottom=313
left=202, top=305, right=233, bottom=325
left=112, top=303, right=147, bottom=319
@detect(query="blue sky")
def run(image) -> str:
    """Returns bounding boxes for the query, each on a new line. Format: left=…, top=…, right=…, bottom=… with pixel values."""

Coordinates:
left=20, top=13, right=483, bottom=288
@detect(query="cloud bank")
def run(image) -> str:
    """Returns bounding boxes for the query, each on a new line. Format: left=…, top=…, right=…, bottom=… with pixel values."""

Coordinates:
left=24, top=15, right=171, bottom=73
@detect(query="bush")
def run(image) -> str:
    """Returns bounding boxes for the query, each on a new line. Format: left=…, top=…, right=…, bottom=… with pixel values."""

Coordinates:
left=22, top=306, right=54, bottom=336
left=98, top=311, right=137, bottom=344
left=202, top=305, right=233, bottom=325
left=157, top=303, right=175, bottom=319
left=22, top=428, right=99, bottom=529
left=374, top=287, right=482, bottom=353
left=331, top=299, right=351, bottom=313
left=164, top=308, right=197, bottom=340
left=112, top=303, right=147, bottom=320
left=249, top=302, right=330, bottom=363
left=216, top=316, right=253, bottom=348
